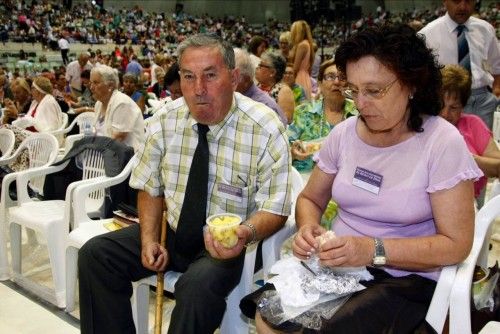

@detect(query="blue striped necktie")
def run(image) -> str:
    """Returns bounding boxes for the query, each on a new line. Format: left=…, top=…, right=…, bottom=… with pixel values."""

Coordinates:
left=456, top=25, right=471, bottom=71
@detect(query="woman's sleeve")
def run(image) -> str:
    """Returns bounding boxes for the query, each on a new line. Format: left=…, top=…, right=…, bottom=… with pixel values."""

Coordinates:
left=314, top=121, right=345, bottom=175
left=427, top=127, right=483, bottom=193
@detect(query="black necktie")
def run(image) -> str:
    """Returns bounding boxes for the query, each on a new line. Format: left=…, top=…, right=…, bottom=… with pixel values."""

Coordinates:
left=175, top=123, right=210, bottom=257
left=456, top=25, right=471, bottom=72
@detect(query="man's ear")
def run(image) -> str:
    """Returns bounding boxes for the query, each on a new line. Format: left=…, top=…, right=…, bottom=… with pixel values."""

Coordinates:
left=231, top=68, right=240, bottom=89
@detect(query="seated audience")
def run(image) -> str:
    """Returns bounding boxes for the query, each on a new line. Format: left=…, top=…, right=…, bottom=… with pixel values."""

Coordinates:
left=90, top=65, right=145, bottom=151
left=287, top=59, right=357, bottom=172
left=163, top=62, right=182, bottom=101
left=68, top=69, right=96, bottom=113
left=122, top=72, right=147, bottom=112
left=149, top=67, right=167, bottom=99
left=78, top=33, right=291, bottom=334
left=256, top=51, right=295, bottom=123
left=2, top=78, right=32, bottom=125
left=248, top=35, right=268, bottom=70
left=13, top=76, right=64, bottom=132
left=283, top=63, right=307, bottom=106
left=234, top=48, right=287, bottom=126
left=440, top=64, right=500, bottom=206
left=66, top=52, right=93, bottom=97
left=246, top=24, right=481, bottom=333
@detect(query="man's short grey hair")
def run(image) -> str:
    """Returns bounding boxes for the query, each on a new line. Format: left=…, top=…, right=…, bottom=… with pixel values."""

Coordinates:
left=177, top=33, right=235, bottom=69
left=234, top=48, right=255, bottom=79
left=91, top=65, right=119, bottom=88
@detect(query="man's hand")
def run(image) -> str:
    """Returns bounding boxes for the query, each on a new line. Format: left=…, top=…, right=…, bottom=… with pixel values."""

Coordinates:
left=203, top=225, right=247, bottom=260
left=141, top=241, right=169, bottom=272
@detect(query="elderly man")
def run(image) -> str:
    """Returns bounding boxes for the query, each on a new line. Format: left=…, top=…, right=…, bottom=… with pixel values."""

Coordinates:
left=419, top=0, right=500, bottom=128
left=234, top=48, right=287, bottom=126
left=65, top=52, right=93, bottom=97
left=78, top=34, right=292, bottom=334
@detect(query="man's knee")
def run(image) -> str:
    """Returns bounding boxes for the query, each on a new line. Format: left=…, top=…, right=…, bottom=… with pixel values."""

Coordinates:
left=78, top=235, right=108, bottom=269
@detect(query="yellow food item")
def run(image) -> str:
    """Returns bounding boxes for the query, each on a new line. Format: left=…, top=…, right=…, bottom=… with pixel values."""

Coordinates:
left=306, top=142, right=322, bottom=153
left=208, top=215, right=241, bottom=248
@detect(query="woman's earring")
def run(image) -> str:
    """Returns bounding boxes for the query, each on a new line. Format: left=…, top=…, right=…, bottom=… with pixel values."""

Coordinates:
left=409, top=94, right=414, bottom=100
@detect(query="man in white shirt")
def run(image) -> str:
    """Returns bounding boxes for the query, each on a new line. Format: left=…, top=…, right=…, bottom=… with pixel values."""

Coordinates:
left=65, top=53, right=93, bottom=97
left=57, top=35, right=70, bottom=65
left=419, top=0, right=500, bottom=129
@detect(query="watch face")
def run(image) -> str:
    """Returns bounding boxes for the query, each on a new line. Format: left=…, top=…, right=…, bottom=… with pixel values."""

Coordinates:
left=373, top=256, right=386, bottom=266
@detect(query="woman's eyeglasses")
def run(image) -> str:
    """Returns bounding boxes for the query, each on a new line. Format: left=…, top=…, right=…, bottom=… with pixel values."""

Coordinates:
left=342, top=78, right=398, bottom=100
left=322, top=73, right=345, bottom=82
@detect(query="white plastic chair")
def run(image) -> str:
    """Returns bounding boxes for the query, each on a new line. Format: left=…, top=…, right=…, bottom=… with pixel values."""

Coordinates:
left=0, top=128, right=15, bottom=159
left=132, top=166, right=304, bottom=334
left=51, top=112, right=94, bottom=139
left=262, top=166, right=304, bottom=279
left=8, top=148, right=106, bottom=307
left=64, top=157, right=136, bottom=312
left=425, top=194, right=500, bottom=333
left=0, top=133, right=59, bottom=280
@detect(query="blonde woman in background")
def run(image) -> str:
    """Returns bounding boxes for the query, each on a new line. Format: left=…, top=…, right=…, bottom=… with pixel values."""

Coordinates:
left=290, top=20, right=314, bottom=100
left=278, top=31, right=291, bottom=59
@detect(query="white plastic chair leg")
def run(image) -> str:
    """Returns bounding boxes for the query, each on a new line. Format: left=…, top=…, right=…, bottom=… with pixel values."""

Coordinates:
left=65, top=246, right=78, bottom=312
left=9, top=222, right=22, bottom=275
left=46, top=224, right=66, bottom=308
left=133, top=280, right=152, bottom=334
left=0, top=209, right=9, bottom=280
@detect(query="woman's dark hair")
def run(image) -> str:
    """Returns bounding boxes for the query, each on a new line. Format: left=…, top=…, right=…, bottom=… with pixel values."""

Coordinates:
left=261, top=51, right=286, bottom=83
left=164, top=62, right=180, bottom=87
left=248, top=35, right=267, bottom=56
left=335, top=24, right=442, bottom=132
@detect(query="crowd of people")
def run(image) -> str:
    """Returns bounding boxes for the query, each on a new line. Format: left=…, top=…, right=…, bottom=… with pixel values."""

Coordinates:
left=0, top=0, right=499, bottom=333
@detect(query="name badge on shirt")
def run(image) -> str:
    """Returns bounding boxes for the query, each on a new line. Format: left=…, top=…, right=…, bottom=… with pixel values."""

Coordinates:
left=352, top=167, right=383, bottom=195
left=217, top=183, right=243, bottom=202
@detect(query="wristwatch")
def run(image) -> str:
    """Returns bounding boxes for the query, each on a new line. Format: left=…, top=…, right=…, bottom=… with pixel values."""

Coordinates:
left=372, top=238, right=386, bottom=266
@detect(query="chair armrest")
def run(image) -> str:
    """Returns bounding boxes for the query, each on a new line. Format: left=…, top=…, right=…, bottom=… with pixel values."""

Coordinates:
left=425, top=265, right=457, bottom=333
left=16, top=162, right=69, bottom=204
left=0, top=172, right=20, bottom=214
left=261, top=218, right=297, bottom=280
left=449, top=259, right=475, bottom=334
left=71, top=157, right=136, bottom=229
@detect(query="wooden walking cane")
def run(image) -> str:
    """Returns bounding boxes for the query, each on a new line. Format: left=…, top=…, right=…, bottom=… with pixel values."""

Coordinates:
left=154, top=211, right=168, bottom=334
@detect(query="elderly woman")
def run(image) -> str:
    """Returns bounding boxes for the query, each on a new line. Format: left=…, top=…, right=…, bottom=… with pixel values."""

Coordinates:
left=149, top=66, right=167, bottom=99
left=282, top=63, right=307, bottom=106
left=287, top=59, right=357, bottom=172
left=90, top=65, right=145, bottom=151
left=278, top=31, right=291, bottom=59
left=122, top=72, right=146, bottom=112
left=256, top=51, right=295, bottom=123
left=440, top=64, right=500, bottom=206
left=249, top=24, right=481, bottom=333
left=11, top=76, right=64, bottom=132
left=2, top=78, right=32, bottom=125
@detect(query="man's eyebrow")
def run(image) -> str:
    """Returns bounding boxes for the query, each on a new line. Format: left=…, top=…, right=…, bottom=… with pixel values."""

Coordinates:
left=179, top=66, right=217, bottom=73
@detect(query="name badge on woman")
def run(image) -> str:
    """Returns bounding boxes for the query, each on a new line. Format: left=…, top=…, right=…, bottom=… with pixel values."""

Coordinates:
left=352, top=167, right=383, bottom=195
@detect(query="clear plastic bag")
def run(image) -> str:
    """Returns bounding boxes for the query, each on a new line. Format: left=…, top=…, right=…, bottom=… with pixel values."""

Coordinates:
left=257, top=256, right=373, bottom=330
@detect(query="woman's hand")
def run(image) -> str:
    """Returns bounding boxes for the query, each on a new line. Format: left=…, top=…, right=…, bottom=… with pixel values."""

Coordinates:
left=317, top=235, right=373, bottom=268
left=3, top=98, right=19, bottom=119
left=292, top=224, right=326, bottom=259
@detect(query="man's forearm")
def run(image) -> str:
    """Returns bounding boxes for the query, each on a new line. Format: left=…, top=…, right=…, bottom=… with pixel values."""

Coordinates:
left=137, top=190, right=165, bottom=245
left=245, top=211, right=287, bottom=242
